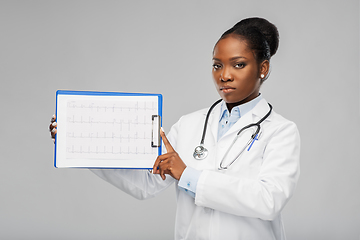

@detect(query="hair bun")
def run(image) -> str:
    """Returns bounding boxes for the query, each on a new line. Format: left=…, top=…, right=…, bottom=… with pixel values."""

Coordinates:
left=233, top=17, right=279, bottom=57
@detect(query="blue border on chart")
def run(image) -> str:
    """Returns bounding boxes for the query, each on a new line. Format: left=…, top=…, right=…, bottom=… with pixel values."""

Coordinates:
left=54, top=90, right=163, bottom=169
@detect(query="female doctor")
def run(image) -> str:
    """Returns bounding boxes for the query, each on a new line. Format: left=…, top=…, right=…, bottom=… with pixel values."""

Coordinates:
left=50, top=17, right=300, bottom=240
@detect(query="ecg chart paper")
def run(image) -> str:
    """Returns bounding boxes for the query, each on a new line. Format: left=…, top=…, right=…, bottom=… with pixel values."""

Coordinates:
left=55, top=91, right=162, bottom=168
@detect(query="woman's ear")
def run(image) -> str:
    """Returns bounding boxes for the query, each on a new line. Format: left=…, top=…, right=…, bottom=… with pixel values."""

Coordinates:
left=260, top=60, right=270, bottom=79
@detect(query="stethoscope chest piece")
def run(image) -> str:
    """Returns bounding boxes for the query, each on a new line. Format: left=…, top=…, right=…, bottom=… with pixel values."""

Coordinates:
left=193, top=145, right=208, bottom=160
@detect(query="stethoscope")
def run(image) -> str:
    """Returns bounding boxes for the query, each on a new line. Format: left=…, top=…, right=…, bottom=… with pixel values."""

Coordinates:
left=193, top=99, right=273, bottom=170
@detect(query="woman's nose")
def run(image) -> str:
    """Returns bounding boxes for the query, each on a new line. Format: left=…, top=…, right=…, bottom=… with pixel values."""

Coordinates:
left=220, top=67, right=233, bottom=82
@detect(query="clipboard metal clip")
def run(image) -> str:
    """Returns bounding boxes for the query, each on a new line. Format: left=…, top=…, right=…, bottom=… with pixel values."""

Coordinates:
left=151, top=115, right=161, bottom=147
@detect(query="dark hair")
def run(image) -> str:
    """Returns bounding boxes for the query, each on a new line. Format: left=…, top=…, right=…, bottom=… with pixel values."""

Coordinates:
left=218, top=17, right=279, bottom=64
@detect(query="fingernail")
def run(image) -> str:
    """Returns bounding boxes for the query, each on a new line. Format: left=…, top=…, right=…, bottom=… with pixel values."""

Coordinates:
left=51, top=115, right=55, bottom=121
left=51, top=128, right=56, bottom=133
left=52, top=139, right=55, bottom=143
left=161, top=127, right=165, bottom=133
left=52, top=122, right=57, bottom=126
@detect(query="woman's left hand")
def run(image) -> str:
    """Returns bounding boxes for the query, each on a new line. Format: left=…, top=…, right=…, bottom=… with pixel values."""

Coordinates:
left=152, top=129, right=186, bottom=180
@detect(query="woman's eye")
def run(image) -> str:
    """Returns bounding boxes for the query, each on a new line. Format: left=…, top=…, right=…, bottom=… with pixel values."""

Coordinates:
left=212, top=64, right=222, bottom=70
left=235, top=63, right=245, bottom=68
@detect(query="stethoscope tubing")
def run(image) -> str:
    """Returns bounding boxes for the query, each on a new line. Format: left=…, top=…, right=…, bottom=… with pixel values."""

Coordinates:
left=199, top=99, right=222, bottom=145
left=194, top=100, right=273, bottom=169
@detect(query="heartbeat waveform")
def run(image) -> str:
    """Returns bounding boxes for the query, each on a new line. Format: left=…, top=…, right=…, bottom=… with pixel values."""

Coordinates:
left=66, top=115, right=151, bottom=126
left=67, top=101, right=156, bottom=112
left=66, top=132, right=151, bottom=141
left=66, top=146, right=155, bottom=155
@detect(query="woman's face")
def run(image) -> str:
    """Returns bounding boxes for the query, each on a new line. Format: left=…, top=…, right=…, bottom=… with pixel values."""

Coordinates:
left=212, top=36, right=264, bottom=109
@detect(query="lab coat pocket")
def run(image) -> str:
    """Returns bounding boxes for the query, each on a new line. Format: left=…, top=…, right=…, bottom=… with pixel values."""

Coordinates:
left=243, top=139, right=267, bottom=165
left=227, top=140, right=267, bottom=179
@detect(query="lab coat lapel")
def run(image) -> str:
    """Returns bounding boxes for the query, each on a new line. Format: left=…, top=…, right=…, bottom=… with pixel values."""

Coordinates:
left=251, top=98, right=272, bottom=123
left=203, top=99, right=271, bottom=144
left=221, top=98, right=271, bottom=139
left=216, top=99, right=271, bottom=166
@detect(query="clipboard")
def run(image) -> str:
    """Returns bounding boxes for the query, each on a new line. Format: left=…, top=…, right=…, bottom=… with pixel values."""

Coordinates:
left=54, top=90, right=162, bottom=169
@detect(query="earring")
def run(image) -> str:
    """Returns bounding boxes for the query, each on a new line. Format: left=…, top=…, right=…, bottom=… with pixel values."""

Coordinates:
left=260, top=74, right=265, bottom=79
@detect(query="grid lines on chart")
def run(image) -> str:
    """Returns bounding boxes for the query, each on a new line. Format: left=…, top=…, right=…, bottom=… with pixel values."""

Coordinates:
left=65, top=99, right=158, bottom=160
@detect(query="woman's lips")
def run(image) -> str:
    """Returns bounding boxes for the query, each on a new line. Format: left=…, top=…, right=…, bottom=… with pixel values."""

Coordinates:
left=220, top=86, right=235, bottom=93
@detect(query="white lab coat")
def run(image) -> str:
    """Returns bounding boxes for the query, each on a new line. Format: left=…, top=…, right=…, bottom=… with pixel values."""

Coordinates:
left=91, top=98, right=300, bottom=240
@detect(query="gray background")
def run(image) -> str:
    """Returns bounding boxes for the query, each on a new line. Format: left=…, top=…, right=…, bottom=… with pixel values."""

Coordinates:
left=0, top=0, right=359, bottom=239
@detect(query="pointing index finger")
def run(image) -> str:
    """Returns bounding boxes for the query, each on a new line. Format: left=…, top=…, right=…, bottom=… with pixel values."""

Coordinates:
left=160, top=128, right=174, bottom=153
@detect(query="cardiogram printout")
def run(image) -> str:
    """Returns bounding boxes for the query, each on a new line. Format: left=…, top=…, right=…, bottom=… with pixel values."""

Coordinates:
left=54, top=90, right=162, bottom=168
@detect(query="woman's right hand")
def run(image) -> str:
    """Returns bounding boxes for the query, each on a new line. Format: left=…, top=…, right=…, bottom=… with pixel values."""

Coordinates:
left=49, top=114, right=57, bottom=143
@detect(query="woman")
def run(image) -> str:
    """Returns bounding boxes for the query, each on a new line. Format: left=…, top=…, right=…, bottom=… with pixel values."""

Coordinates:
left=50, top=17, right=300, bottom=240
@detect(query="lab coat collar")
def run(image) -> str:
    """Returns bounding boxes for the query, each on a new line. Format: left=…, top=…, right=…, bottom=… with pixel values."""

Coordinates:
left=252, top=98, right=272, bottom=120
left=213, top=98, right=272, bottom=140
left=218, top=94, right=263, bottom=121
